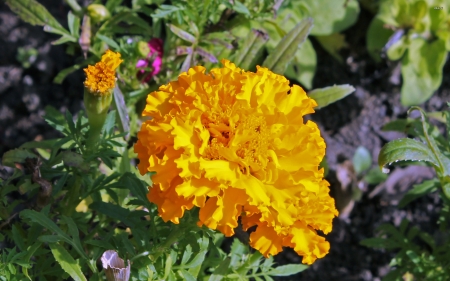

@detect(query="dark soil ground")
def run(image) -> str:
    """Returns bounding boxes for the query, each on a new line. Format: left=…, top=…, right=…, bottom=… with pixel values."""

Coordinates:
left=1, top=2, right=449, bottom=281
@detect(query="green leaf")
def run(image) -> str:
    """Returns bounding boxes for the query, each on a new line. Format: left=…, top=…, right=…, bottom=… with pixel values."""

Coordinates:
left=401, top=38, right=447, bottom=106
left=168, top=24, right=196, bottom=43
left=303, top=0, right=360, bottom=35
left=67, top=11, right=80, bottom=37
left=364, top=167, right=388, bottom=185
left=315, top=33, right=348, bottom=63
left=399, top=179, right=439, bottom=208
left=378, top=138, right=439, bottom=170
left=53, top=60, right=91, bottom=84
left=284, top=38, right=316, bottom=89
left=118, top=172, right=149, bottom=205
left=96, top=34, right=120, bottom=50
left=101, top=110, right=117, bottom=136
left=234, top=29, right=268, bottom=70
left=232, top=1, right=250, bottom=15
left=38, top=235, right=62, bottom=243
left=360, top=237, right=400, bottom=249
left=386, top=36, right=407, bottom=61
left=61, top=151, right=88, bottom=172
left=308, top=84, right=355, bottom=109
left=89, top=201, right=135, bottom=228
left=21, top=210, right=72, bottom=244
left=352, top=146, right=372, bottom=175
left=178, top=270, right=196, bottom=281
left=20, top=139, right=60, bottom=149
left=408, top=106, right=450, bottom=177
left=208, top=257, right=231, bottom=281
left=112, top=85, right=130, bottom=140
left=366, top=17, right=394, bottom=62
left=5, top=0, right=69, bottom=36
left=268, top=264, right=308, bottom=276
left=262, top=18, right=313, bottom=75
left=2, top=148, right=37, bottom=167
left=406, top=250, right=421, bottom=266
left=21, top=242, right=42, bottom=280
left=51, top=35, right=76, bottom=45
left=49, top=243, right=87, bottom=281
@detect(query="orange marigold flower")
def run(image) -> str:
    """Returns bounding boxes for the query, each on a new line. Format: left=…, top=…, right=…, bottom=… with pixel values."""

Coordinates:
left=134, top=60, right=338, bottom=264
left=84, top=50, right=123, bottom=96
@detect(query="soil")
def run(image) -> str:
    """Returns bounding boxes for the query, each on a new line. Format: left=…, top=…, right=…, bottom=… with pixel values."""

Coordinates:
left=1, top=2, right=449, bottom=281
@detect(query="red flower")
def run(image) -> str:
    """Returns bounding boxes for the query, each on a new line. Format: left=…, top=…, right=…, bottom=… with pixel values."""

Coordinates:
left=136, top=38, right=163, bottom=83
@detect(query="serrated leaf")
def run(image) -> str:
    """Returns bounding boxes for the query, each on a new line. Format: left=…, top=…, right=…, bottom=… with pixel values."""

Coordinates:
left=308, top=84, right=355, bottom=109
left=268, top=264, right=308, bottom=276
left=208, top=257, right=231, bottom=281
left=262, top=18, right=313, bottom=75
left=178, top=270, right=196, bottom=281
left=117, top=172, right=150, bottom=204
left=49, top=243, right=87, bottom=281
left=378, top=138, right=439, bottom=170
left=2, top=148, right=37, bottom=167
left=169, top=24, right=196, bottom=43
left=353, top=146, right=372, bottom=175
left=90, top=201, right=136, bottom=228
left=399, top=179, right=439, bottom=208
left=184, top=250, right=207, bottom=269
left=5, top=0, right=69, bottom=36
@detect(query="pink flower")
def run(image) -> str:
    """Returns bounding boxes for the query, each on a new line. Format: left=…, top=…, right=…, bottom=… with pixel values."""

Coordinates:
left=136, top=38, right=163, bottom=83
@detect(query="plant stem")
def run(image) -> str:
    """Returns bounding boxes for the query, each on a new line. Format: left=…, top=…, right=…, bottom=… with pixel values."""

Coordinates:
left=63, top=174, right=82, bottom=217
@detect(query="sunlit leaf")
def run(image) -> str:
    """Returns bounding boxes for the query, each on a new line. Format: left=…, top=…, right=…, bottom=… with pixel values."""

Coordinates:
left=49, top=243, right=87, bottom=281
left=308, top=84, right=355, bottom=109
left=262, top=18, right=313, bottom=74
left=378, top=138, right=439, bottom=170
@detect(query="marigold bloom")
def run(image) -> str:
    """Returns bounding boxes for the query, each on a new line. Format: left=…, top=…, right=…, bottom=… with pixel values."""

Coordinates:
left=134, top=60, right=338, bottom=264
left=84, top=50, right=123, bottom=95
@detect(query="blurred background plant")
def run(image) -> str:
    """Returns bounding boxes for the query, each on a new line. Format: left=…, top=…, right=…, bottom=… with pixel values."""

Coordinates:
left=361, top=105, right=450, bottom=280
left=367, top=0, right=450, bottom=106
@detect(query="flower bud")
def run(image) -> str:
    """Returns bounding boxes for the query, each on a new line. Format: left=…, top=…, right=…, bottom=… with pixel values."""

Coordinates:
left=83, top=50, right=122, bottom=149
left=101, top=250, right=130, bottom=281
left=137, top=41, right=150, bottom=57
left=87, top=4, right=111, bottom=23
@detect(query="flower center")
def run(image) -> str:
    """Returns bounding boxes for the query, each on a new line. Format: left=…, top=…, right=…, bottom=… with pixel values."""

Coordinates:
left=202, top=109, right=270, bottom=174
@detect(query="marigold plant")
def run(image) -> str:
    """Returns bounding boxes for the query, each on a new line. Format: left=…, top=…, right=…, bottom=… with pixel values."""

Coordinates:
left=84, top=49, right=123, bottom=96
left=135, top=60, right=338, bottom=264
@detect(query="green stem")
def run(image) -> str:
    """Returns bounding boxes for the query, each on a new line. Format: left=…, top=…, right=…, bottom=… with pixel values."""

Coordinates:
left=84, top=89, right=112, bottom=152
left=151, top=227, right=185, bottom=261
left=64, top=0, right=83, bottom=15
left=63, top=174, right=82, bottom=217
